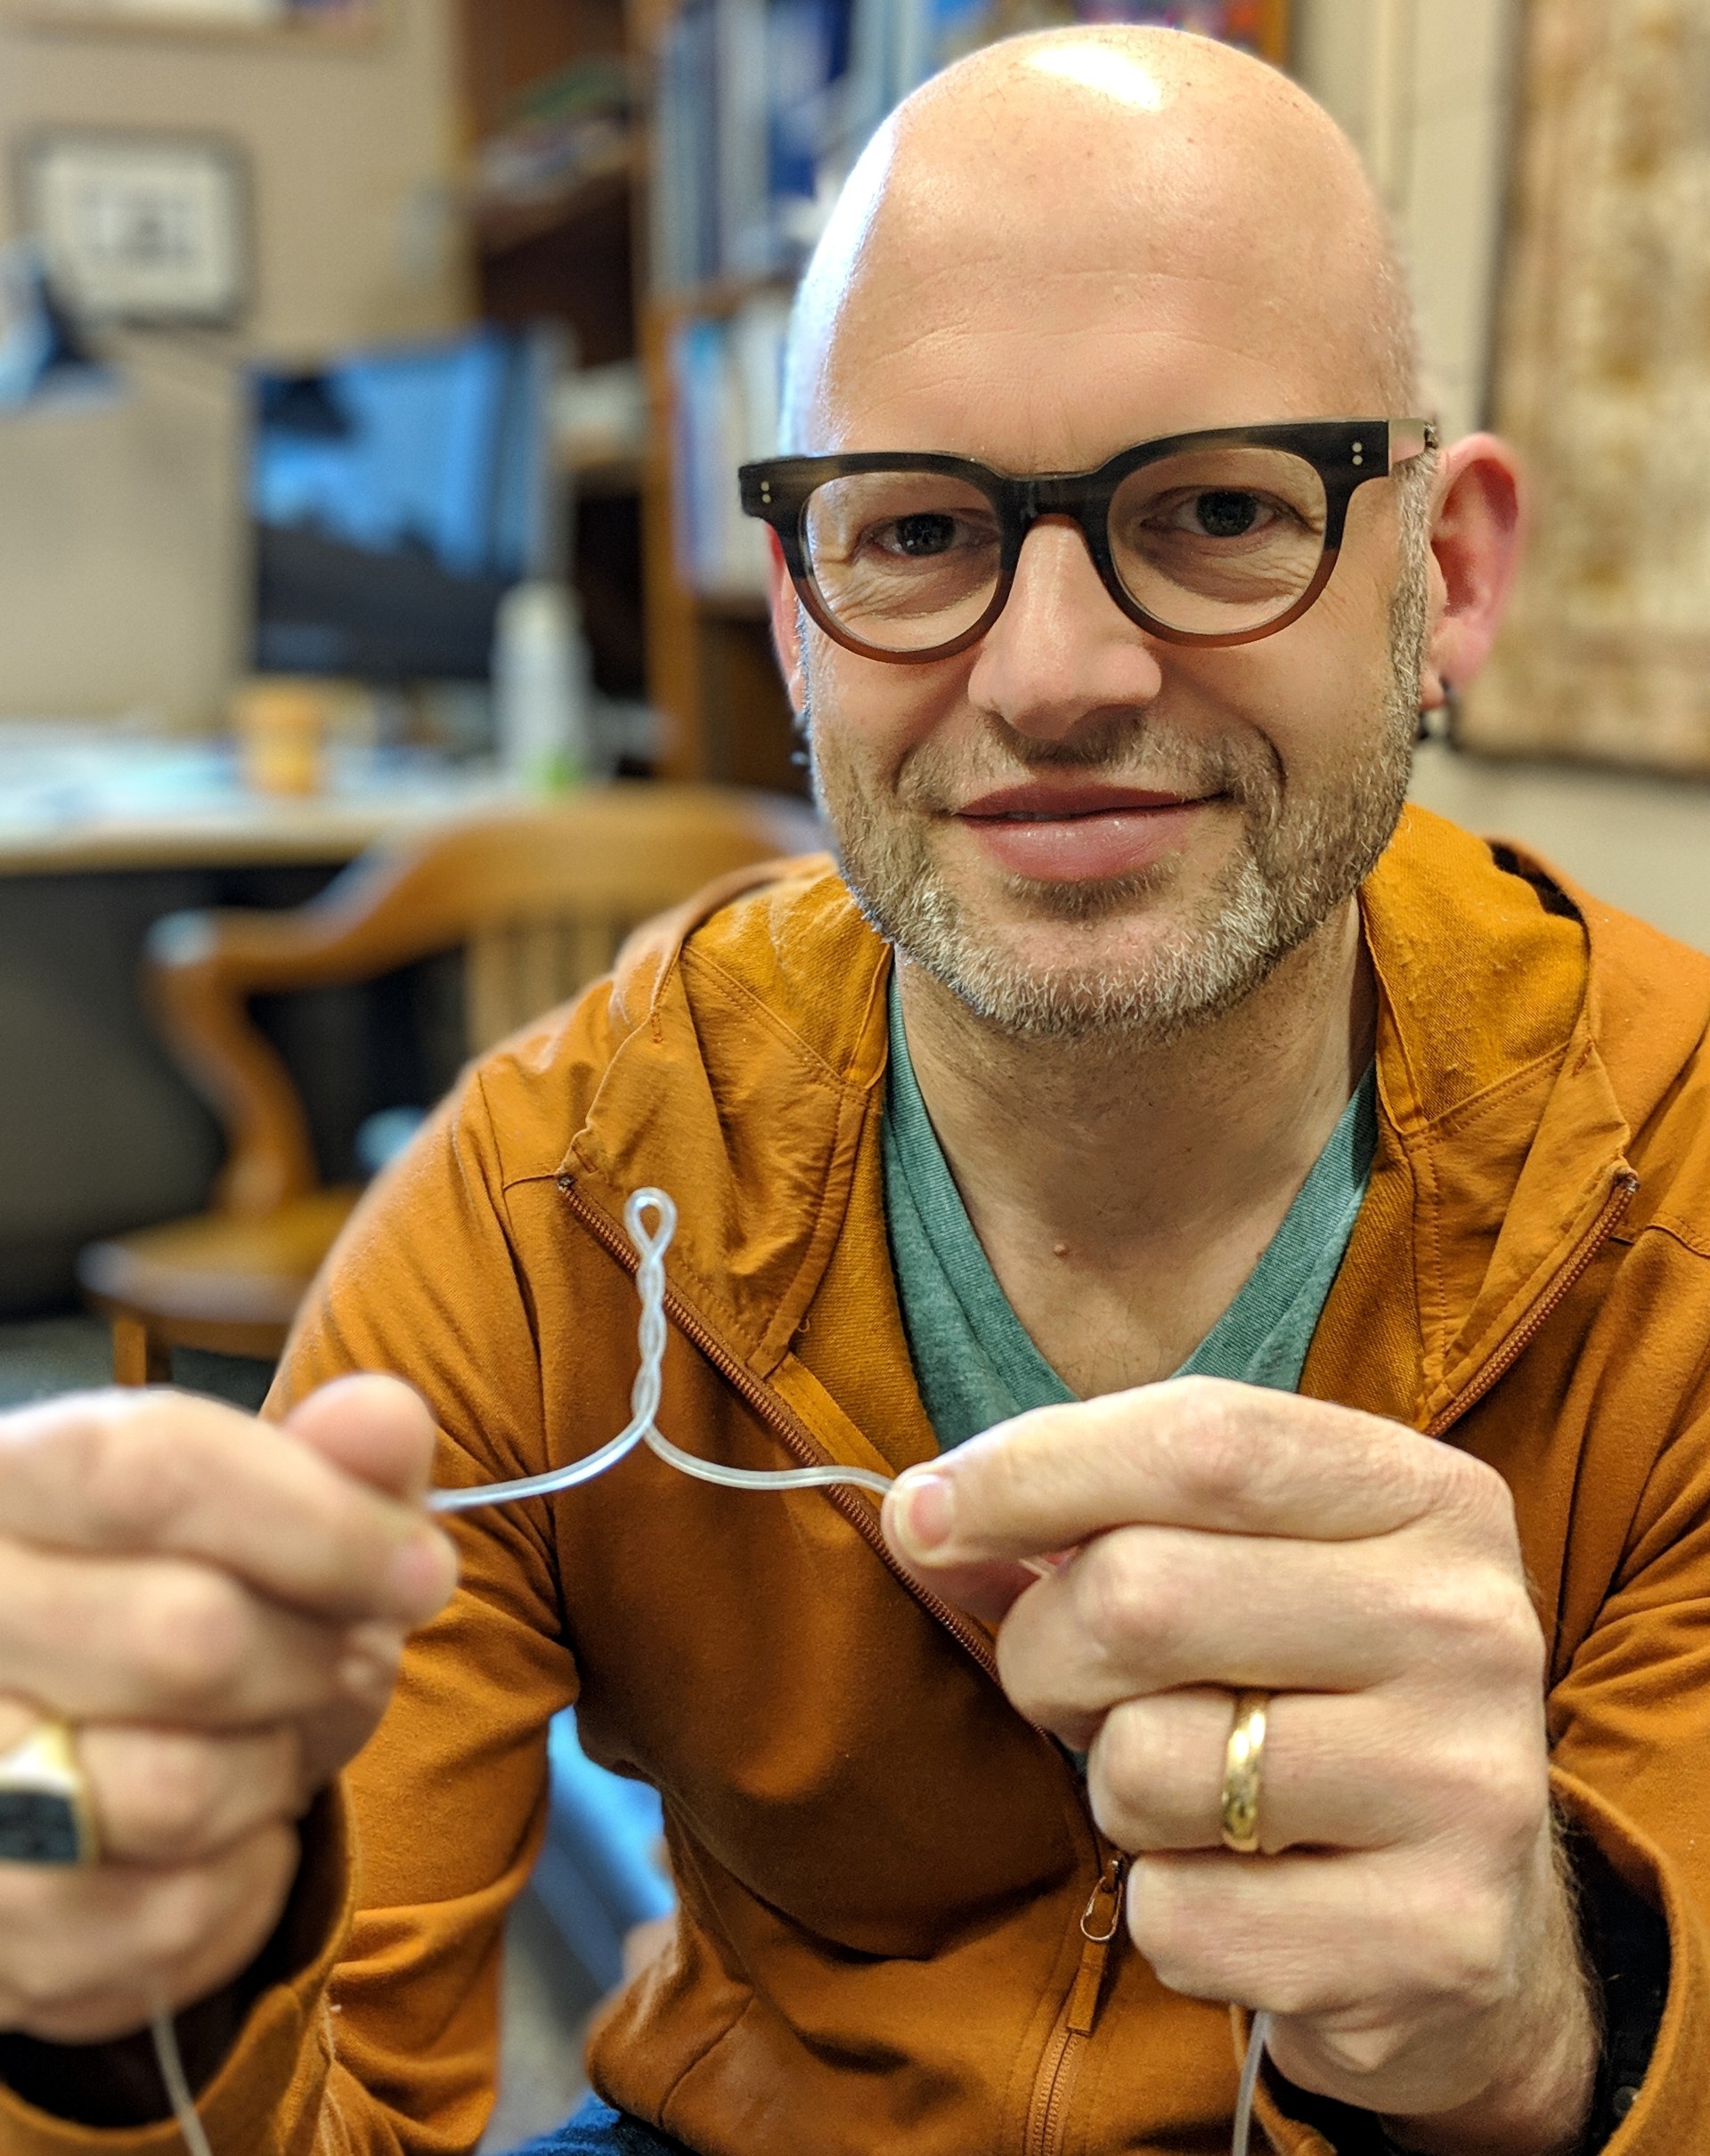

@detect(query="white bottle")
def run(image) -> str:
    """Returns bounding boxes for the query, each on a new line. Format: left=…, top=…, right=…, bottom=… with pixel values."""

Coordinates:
left=493, top=580, right=592, bottom=795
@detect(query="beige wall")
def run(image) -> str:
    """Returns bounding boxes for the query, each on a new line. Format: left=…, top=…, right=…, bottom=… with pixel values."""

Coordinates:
left=0, top=1, right=467, bottom=727
left=1295, top=0, right=1710, bottom=952
left=1292, top=0, right=1516, bottom=437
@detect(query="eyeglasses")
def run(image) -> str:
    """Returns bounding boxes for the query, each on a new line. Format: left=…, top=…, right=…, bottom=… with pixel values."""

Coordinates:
left=740, top=418, right=1437, bottom=664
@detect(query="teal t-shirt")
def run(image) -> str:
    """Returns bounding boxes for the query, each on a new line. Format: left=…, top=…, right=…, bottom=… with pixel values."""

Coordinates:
left=882, top=978, right=1378, bottom=1450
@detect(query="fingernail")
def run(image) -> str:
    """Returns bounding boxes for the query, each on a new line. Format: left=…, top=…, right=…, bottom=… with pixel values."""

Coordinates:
left=894, top=1469, right=955, bottom=1553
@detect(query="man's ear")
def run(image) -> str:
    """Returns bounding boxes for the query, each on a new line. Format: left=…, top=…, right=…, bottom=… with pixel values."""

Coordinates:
left=1420, top=432, right=1526, bottom=711
left=766, top=528, right=809, bottom=716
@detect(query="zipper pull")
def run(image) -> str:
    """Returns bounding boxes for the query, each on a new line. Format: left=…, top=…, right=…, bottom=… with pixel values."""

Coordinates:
left=1067, top=1851, right=1128, bottom=2035
left=1079, top=1849, right=1128, bottom=1944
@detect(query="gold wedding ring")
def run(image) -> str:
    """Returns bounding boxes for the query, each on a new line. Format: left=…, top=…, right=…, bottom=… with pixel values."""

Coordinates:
left=0, top=1716, right=100, bottom=1867
left=1219, top=1689, right=1270, bottom=1855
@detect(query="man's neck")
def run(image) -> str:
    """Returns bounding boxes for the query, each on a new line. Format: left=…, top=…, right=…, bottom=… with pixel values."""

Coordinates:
left=895, top=903, right=1376, bottom=1395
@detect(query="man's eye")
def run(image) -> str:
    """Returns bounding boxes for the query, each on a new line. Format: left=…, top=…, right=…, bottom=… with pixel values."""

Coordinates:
left=1190, top=490, right=1264, bottom=538
left=881, top=512, right=960, bottom=556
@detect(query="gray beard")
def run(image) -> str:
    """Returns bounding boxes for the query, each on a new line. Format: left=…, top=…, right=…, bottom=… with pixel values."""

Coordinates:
left=807, top=553, right=1427, bottom=1046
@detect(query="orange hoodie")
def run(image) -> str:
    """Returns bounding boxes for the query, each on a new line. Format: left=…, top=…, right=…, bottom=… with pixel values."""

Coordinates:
left=6, top=804, right=1710, bottom=2156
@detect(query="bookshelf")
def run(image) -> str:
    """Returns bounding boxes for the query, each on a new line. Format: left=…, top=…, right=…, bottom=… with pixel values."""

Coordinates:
left=460, top=0, right=651, bottom=715
left=631, top=0, right=1291, bottom=793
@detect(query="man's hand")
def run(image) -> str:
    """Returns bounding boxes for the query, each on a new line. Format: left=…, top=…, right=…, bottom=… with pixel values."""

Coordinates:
left=882, top=1377, right=1597, bottom=2156
left=0, top=1377, right=456, bottom=2046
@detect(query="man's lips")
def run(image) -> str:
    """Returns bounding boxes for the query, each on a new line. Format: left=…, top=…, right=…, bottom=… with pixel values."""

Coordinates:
left=957, top=782, right=1203, bottom=820
left=950, top=783, right=1218, bottom=882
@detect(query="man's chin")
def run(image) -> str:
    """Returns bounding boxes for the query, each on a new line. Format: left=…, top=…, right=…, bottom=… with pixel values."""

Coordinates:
left=894, top=892, right=1247, bottom=1037
left=930, top=842, right=1196, bottom=934
left=865, top=840, right=1316, bottom=1045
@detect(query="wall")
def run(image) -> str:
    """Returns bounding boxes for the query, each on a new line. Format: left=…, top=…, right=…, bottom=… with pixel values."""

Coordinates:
left=0, top=1, right=468, bottom=728
left=1292, top=0, right=1515, bottom=442
left=1295, top=0, right=1710, bottom=951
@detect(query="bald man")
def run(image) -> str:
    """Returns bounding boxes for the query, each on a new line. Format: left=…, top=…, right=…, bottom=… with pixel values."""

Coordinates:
left=1, top=27, right=1705, bottom=2156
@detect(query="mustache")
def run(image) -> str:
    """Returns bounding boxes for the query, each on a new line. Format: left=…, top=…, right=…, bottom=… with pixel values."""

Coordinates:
left=895, top=709, right=1285, bottom=816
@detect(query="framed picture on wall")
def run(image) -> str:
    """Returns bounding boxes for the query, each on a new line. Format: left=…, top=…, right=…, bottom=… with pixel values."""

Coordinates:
left=20, top=0, right=286, bottom=19
left=6, top=0, right=380, bottom=33
left=1462, top=0, right=1710, bottom=775
left=20, top=132, right=250, bottom=326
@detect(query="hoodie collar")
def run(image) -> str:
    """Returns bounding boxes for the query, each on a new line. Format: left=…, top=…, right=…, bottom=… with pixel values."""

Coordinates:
left=565, top=808, right=1710, bottom=1431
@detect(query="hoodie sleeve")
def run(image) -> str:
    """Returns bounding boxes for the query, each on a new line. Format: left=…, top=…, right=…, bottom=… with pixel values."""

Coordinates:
left=0, top=1049, right=580, bottom=2156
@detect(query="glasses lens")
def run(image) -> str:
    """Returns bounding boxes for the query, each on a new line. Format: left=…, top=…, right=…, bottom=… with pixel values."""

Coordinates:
left=1109, top=446, right=1328, bottom=635
left=802, top=471, right=1002, bottom=653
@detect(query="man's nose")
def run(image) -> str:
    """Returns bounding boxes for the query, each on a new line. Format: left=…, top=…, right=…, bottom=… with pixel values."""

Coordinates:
left=965, top=516, right=1165, bottom=741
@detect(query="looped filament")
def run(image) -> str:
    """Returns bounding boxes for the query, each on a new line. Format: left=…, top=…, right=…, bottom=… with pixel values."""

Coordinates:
left=151, top=1187, right=1272, bottom=2156
left=428, top=1188, right=892, bottom=1513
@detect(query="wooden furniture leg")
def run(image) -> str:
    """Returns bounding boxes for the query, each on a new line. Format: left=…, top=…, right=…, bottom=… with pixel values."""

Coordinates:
left=111, top=1314, right=172, bottom=1387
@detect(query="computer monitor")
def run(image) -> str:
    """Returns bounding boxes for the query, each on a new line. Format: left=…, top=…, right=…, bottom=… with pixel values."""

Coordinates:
left=249, top=325, right=558, bottom=682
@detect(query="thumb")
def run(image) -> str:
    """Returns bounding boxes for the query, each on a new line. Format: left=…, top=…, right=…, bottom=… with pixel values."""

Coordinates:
left=882, top=1477, right=1044, bottom=1628
left=283, top=1373, right=440, bottom=1505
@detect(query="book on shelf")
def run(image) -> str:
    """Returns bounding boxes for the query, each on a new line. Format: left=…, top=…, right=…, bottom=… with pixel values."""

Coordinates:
left=649, top=0, right=1279, bottom=295
left=671, top=291, right=792, bottom=598
left=652, top=0, right=1283, bottom=602
left=474, top=57, right=634, bottom=217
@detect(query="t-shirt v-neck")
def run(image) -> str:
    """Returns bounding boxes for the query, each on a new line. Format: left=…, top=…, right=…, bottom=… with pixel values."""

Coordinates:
left=881, top=976, right=1379, bottom=1452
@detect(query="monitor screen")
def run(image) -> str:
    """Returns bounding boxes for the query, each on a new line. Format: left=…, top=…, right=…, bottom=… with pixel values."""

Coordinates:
left=249, top=326, right=556, bottom=682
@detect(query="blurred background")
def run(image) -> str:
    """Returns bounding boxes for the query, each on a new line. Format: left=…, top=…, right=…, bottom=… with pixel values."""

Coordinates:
left=0, top=0, right=1700, bottom=2144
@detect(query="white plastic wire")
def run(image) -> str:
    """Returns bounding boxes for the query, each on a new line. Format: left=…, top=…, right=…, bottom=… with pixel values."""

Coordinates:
left=149, top=1985, right=215, bottom=2156
left=149, top=1997, right=1273, bottom=2156
left=1232, top=2009, right=1272, bottom=2156
left=427, top=1189, right=892, bottom=1512
left=146, top=1186, right=1269, bottom=2156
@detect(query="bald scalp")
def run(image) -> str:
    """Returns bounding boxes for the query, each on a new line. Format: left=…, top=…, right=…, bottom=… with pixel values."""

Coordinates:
left=782, top=27, right=1422, bottom=456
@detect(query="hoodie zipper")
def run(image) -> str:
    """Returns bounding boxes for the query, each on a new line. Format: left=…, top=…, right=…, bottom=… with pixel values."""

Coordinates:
left=1027, top=1847, right=1128, bottom=2156
left=561, top=1179, right=1125, bottom=2151
left=1021, top=1166, right=1640, bottom=2153
left=566, top=1160, right=1634, bottom=2154
left=1422, top=1167, right=1638, bottom=1442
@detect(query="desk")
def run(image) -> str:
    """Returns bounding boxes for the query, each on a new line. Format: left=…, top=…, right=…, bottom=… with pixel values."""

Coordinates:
left=0, top=729, right=521, bottom=874
left=0, top=733, right=524, bottom=1314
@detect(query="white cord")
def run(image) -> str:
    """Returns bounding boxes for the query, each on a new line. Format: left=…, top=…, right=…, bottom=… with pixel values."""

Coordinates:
left=148, top=1988, right=216, bottom=2156
left=427, top=1189, right=892, bottom=1514
left=151, top=1957, right=1271, bottom=2156
left=150, top=1188, right=1264, bottom=2153
left=144, top=1189, right=883, bottom=2150
left=1232, top=2008, right=1272, bottom=2156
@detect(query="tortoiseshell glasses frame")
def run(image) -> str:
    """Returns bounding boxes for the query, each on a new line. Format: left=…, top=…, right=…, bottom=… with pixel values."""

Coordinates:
left=738, top=417, right=1438, bottom=664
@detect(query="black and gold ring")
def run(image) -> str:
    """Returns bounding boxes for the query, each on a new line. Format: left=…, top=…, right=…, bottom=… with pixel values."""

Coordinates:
left=0, top=1718, right=100, bottom=1867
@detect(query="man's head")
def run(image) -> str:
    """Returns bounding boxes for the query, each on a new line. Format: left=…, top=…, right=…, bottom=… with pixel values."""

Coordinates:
left=764, top=28, right=1521, bottom=1043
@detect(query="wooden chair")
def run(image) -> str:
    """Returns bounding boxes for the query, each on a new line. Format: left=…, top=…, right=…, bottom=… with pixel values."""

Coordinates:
left=77, top=783, right=820, bottom=1383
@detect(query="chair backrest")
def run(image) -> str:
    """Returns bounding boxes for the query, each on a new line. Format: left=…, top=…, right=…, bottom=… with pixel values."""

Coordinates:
left=145, top=784, right=823, bottom=1219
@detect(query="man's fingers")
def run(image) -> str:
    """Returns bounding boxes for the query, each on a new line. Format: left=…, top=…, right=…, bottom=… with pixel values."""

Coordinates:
left=1086, top=1688, right=1524, bottom=1857
left=990, top=1517, right=1542, bottom=1738
left=282, top=1373, right=440, bottom=1503
left=0, top=1823, right=299, bottom=2043
left=0, top=1387, right=453, bottom=1623
left=886, top=1378, right=1495, bottom=1569
left=80, top=1722, right=306, bottom=1864
left=0, top=1542, right=407, bottom=1723
left=1125, top=1843, right=1521, bottom=2033
left=992, top=1524, right=1533, bottom=1725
